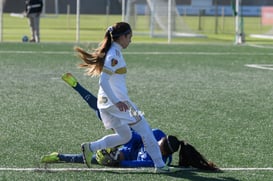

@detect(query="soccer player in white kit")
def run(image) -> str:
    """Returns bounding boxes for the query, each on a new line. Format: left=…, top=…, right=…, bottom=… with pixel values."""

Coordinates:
left=75, top=22, right=180, bottom=173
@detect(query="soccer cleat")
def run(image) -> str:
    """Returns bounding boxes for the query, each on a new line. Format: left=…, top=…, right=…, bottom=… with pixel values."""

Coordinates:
left=81, top=142, right=93, bottom=168
left=154, top=165, right=182, bottom=173
left=62, top=73, right=78, bottom=87
left=40, top=152, right=60, bottom=163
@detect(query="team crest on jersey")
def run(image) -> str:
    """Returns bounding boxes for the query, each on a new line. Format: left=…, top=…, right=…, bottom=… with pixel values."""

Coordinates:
left=111, top=59, right=118, bottom=66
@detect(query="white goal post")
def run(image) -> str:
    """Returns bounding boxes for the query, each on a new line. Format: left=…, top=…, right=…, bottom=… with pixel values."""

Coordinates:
left=0, top=0, right=4, bottom=42
left=234, top=0, right=245, bottom=44
left=76, top=0, right=80, bottom=42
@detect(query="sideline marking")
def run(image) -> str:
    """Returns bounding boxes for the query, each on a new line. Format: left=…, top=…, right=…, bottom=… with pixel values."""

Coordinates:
left=245, top=64, right=273, bottom=71
left=247, top=44, right=273, bottom=49
left=0, top=50, right=273, bottom=56
left=0, top=167, right=273, bottom=172
left=0, top=50, right=72, bottom=55
left=250, top=34, right=273, bottom=40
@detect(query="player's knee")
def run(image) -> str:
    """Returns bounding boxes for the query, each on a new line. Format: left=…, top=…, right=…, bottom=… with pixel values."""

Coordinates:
left=115, top=124, right=132, bottom=144
left=122, top=131, right=132, bottom=143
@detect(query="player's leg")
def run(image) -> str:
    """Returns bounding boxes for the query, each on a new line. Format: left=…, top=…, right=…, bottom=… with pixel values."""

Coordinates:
left=130, top=119, right=165, bottom=168
left=131, top=118, right=181, bottom=173
left=91, top=125, right=132, bottom=151
left=58, top=153, right=85, bottom=163
left=33, top=14, right=40, bottom=42
left=62, top=73, right=101, bottom=120
left=28, top=15, right=35, bottom=42
left=41, top=152, right=98, bottom=164
left=81, top=124, right=132, bottom=168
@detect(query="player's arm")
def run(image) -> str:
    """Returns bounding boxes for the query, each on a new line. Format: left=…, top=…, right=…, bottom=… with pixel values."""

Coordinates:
left=99, top=68, right=128, bottom=111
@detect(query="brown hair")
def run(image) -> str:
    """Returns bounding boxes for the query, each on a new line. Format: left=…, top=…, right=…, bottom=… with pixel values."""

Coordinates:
left=162, top=135, right=219, bottom=171
left=75, top=22, right=132, bottom=76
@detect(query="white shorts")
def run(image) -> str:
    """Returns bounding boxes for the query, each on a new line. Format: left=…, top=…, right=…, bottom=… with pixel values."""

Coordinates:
left=99, top=101, right=143, bottom=129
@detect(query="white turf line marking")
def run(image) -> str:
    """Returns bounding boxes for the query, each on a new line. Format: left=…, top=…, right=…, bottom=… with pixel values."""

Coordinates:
left=247, top=44, right=273, bottom=49
left=1, top=50, right=273, bottom=56
left=0, top=167, right=273, bottom=172
left=245, top=64, right=273, bottom=71
left=0, top=167, right=148, bottom=172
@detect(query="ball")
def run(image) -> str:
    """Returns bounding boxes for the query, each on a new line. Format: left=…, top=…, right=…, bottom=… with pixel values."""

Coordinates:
left=22, top=35, right=29, bottom=42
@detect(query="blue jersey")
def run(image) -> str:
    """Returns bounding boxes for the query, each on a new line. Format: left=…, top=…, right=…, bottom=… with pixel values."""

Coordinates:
left=119, top=129, right=172, bottom=167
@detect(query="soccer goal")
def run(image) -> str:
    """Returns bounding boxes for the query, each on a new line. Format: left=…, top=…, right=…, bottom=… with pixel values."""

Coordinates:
left=250, top=6, right=273, bottom=40
left=122, top=0, right=206, bottom=43
left=41, top=0, right=59, bottom=17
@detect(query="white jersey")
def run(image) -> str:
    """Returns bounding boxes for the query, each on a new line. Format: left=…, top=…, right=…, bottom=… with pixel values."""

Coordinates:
left=97, top=42, right=129, bottom=109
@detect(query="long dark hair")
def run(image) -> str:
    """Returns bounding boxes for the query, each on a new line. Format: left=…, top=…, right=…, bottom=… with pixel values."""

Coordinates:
left=162, top=135, right=219, bottom=171
left=75, top=22, right=132, bottom=76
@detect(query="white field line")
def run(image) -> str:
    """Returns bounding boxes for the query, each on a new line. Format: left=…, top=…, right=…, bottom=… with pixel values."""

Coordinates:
left=247, top=44, right=273, bottom=49
left=0, top=167, right=149, bottom=172
left=245, top=64, right=273, bottom=71
left=0, top=167, right=273, bottom=172
left=249, top=34, right=273, bottom=40
left=0, top=50, right=73, bottom=55
left=0, top=50, right=273, bottom=56
left=125, top=52, right=273, bottom=56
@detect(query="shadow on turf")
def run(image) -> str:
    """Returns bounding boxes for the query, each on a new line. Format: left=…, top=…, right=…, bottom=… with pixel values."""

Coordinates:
left=166, top=171, right=239, bottom=181
left=102, top=170, right=240, bottom=181
left=38, top=164, right=239, bottom=181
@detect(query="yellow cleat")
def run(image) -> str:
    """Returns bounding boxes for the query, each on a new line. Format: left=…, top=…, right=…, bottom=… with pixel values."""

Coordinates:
left=40, top=152, right=60, bottom=163
left=81, top=142, right=93, bottom=168
left=62, top=73, right=78, bottom=87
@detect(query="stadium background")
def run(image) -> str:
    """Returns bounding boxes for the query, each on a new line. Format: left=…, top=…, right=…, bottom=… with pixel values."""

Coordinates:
left=3, top=0, right=273, bottom=15
left=1, top=1, right=273, bottom=180
left=2, top=0, right=273, bottom=44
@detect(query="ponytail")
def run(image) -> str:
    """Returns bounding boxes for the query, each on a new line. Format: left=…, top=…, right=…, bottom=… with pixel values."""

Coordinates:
left=178, top=141, right=219, bottom=171
left=163, top=135, right=219, bottom=171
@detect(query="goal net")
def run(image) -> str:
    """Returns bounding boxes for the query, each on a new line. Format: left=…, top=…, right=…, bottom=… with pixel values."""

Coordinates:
left=41, top=0, right=59, bottom=17
left=124, top=0, right=206, bottom=42
left=250, top=6, right=273, bottom=40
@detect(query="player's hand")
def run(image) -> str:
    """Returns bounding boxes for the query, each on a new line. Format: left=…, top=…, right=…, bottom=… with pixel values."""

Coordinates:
left=115, top=101, right=128, bottom=112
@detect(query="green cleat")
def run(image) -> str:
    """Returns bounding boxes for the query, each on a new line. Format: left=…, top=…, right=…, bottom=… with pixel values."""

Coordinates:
left=40, top=152, right=60, bottom=163
left=155, top=165, right=182, bottom=173
left=81, top=142, right=93, bottom=168
left=62, top=73, right=78, bottom=87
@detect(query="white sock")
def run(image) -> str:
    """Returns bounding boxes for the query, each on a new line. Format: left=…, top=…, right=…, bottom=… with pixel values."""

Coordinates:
left=90, top=124, right=132, bottom=152
left=90, top=139, right=106, bottom=152
left=131, top=119, right=165, bottom=168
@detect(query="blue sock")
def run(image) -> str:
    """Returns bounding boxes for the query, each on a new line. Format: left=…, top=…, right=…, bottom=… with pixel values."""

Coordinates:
left=58, top=154, right=84, bottom=163
left=74, top=83, right=101, bottom=120
left=58, top=154, right=98, bottom=164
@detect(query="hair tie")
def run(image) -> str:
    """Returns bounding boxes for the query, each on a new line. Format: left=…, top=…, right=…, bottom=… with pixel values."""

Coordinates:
left=107, top=26, right=113, bottom=33
left=166, top=136, right=174, bottom=153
